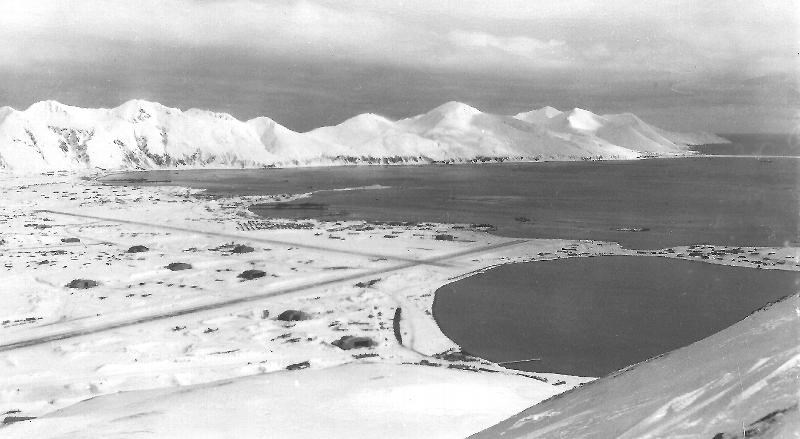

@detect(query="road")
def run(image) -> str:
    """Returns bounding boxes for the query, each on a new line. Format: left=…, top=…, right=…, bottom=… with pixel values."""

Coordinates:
left=34, top=209, right=451, bottom=266
left=0, top=238, right=527, bottom=352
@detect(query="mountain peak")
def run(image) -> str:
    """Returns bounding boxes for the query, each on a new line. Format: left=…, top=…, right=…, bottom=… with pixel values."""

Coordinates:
left=404, top=101, right=483, bottom=130
left=539, top=106, right=562, bottom=117
left=25, top=100, right=74, bottom=115
left=336, top=113, right=395, bottom=130
left=247, top=116, right=297, bottom=137
left=514, top=106, right=563, bottom=123
left=184, top=107, right=238, bottom=121
left=0, top=98, right=721, bottom=172
left=247, top=115, right=279, bottom=127
left=114, top=99, right=167, bottom=111
left=566, top=108, right=605, bottom=131
left=112, top=99, right=174, bottom=121
left=429, top=101, right=482, bottom=116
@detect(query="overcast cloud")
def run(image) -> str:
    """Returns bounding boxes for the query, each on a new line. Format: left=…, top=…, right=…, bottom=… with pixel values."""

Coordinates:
left=0, top=0, right=796, bottom=133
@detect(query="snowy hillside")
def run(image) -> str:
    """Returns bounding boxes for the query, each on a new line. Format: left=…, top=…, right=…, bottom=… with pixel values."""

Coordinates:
left=0, top=100, right=728, bottom=172
left=515, top=107, right=729, bottom=154
left=472, top=294, right=800, bottom=438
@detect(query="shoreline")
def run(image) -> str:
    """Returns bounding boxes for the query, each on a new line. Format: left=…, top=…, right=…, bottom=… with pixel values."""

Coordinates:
left=1, top=168, right=796, bottom=435
left=100, top=156, right=800, bottom=252
left=89, top=151, right=709, bottom=181
left=0, top=171, right=596, bottom=424
left=430, top=254, right=800, bottom=376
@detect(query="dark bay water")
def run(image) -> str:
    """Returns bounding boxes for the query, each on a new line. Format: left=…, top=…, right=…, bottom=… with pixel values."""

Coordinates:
left=105, top=157, right=799, bottom=249
left=103, top=150, right=800, bottom=378
left=691, top=133, right=800, bottom=156
left=433, top=256, right=800, bottom=377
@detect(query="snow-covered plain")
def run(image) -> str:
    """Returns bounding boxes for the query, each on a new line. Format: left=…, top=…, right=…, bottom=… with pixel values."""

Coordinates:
left=1, top=170, right=796, bottom=438
left=0, top=100, right=728, bottom=173
left=0, top=171, right=600, bottom=437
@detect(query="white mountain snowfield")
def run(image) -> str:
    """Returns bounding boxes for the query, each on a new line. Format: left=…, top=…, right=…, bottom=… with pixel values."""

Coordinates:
left=0, top=100, right=728, bottom=173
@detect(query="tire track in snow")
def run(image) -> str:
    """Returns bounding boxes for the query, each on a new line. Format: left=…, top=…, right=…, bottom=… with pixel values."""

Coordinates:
left=34, top=209, right=451, bottom=267
left=0, top=239, right=528, bottom=352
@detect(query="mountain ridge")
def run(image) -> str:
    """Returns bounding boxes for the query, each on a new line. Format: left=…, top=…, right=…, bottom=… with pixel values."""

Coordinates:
left=0, top=99, right=729, bottom=173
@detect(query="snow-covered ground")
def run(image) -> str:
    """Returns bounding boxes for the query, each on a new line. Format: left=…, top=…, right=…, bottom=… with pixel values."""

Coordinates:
left=0, top=100, right=728, bottom=173
left=0, top=171, right=597, bottom=436
left=1, top=171, right=795, bottom=438
left=4, top=363, right=568, bottom=439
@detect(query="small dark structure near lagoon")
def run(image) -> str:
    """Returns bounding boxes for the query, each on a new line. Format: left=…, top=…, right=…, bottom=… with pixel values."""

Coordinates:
left=65, top=279, right=98, bottom=289
left=2, top=416, right=37, bottom=425
left=286, top=361, right=310, bottom=370
left=237, top=269, right=266, bottom=280
left=230, top=244, right=254, bottom=254
left=332, top=336, right=376, bottom=350
left=166, top=262, right=192, bottom=271
left=277, top=310, right=312, bottom=322
left=127, top=245, right=149, bottom=253
left=354, top=279, right=380, bottom=288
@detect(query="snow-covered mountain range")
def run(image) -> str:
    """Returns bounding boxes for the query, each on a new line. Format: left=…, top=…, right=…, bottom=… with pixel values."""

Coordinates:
left=0, top=100, right=728, bottom=172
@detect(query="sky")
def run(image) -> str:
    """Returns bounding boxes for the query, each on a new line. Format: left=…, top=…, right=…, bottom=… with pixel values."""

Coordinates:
left=0, top=0, right=797, bottom=133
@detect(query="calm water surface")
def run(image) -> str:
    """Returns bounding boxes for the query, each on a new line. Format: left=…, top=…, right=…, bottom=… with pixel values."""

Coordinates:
left=102, top=147, right=799, bottom=377
left=105, top=157, right=799, bottom=249
left=691, top=133, right=799, bottom=156
left=433, top=256, right=800, bottom=377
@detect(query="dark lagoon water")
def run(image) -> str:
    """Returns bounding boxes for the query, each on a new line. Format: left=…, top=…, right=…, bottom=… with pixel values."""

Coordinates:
left=105, top=156, right=799, bottom=249
left=433, top=256, right=800, bottom=377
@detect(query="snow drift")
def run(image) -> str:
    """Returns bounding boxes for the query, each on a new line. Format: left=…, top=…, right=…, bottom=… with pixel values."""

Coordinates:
left=2, top=361, right=571, bottom=439
left=0, top=100, right=728, bottom=172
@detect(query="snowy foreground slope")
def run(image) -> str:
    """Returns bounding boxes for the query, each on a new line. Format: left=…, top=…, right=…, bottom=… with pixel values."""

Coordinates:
left=472, top=294, right=800, bottom=439
left=0, top=100, right=728, bottom=172
left=4, top=363, right=568, bottom=439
